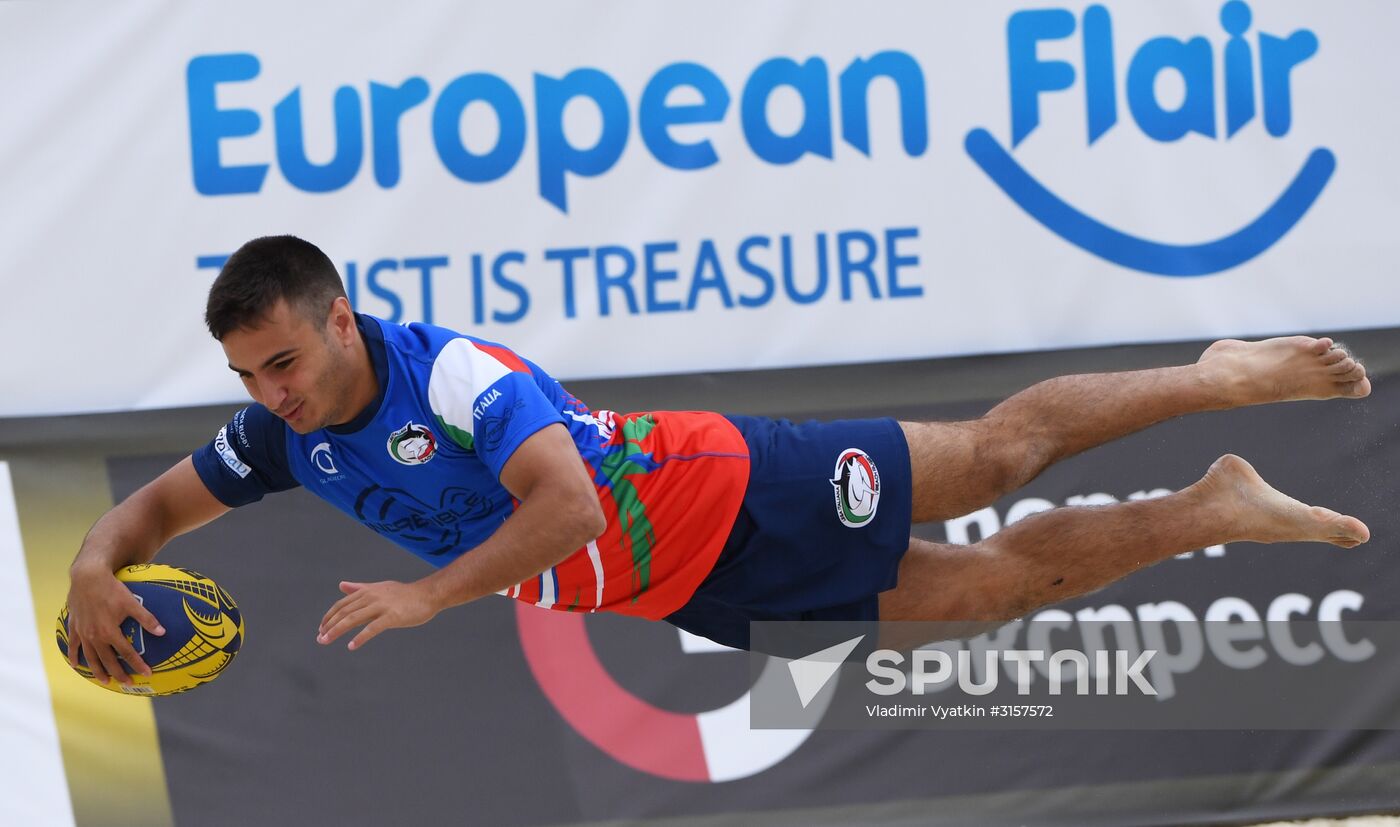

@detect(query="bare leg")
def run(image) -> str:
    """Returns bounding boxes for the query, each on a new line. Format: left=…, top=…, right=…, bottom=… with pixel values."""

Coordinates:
left=902, top=336, right=1371, bottom=522
left=879, top=454, right=1369, bottom=623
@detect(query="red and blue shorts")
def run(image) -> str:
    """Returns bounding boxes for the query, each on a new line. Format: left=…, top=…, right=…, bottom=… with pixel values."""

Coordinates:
left=664, top=415, right=914, bottom=651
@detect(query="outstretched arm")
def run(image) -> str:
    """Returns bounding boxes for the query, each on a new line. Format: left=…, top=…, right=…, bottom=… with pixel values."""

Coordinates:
left=317, top=422, right=605, bottom=650
left=66, top=456, right=232, bottom=685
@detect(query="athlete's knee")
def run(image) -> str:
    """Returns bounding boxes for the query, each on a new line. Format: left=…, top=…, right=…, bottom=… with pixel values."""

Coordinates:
left=975, top=413, right=1054, bottom=496
left=886, top=539, right=1030, bottom=622
left=900, top=417, right=1051, bottom=521
left=972, top=532, right=1077, bottom=620
left=955, top=417, right=1047, bottom=501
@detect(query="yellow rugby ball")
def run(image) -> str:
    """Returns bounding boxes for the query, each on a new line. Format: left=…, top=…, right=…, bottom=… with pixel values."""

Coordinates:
left=56, top=563, right=245, bottom=696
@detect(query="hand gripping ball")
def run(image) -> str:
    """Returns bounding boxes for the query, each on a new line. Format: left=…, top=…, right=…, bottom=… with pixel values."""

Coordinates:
left=57, top=563, right=245, bottom=696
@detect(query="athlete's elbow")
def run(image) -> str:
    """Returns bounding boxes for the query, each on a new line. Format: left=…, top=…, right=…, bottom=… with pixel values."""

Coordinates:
left=527, top=479, right=606, bottom=549
left=545, top=484, right=606, bottom=547
left=556, top=486, right=606, bottom=546
left=573, top=497, right=607, bottom=544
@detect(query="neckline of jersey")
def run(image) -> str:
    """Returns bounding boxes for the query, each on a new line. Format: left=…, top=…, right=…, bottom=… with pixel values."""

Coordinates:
left=326, top=313, right=390, bottom=435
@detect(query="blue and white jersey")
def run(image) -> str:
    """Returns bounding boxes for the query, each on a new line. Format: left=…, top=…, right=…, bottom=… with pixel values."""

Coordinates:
left=193, top=313, right=753, bottom=619
left=192, top=314, right=573, bottom=566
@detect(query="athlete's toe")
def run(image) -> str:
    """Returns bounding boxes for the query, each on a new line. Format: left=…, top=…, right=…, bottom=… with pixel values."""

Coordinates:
left=1337, top=363, right=1367, bottom=383
left=1321, top=347, right=1349, bottom=366
left=1347, top=377, right=1373, bottom=398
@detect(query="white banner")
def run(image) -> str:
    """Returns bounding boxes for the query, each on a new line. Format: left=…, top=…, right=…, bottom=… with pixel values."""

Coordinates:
left=1, top=0, right=1396, bottom=416
left=0, top=462, right=75, bottom=825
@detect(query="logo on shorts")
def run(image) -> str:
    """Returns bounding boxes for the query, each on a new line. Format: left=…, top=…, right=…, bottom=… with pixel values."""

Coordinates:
left=387, top=422, right=438, bottom=465
left=831, top=448, right=881, bottom=528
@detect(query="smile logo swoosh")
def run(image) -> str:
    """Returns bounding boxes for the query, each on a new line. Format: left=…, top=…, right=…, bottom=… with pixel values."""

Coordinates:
left=964, top=128, right=1335, bottom=277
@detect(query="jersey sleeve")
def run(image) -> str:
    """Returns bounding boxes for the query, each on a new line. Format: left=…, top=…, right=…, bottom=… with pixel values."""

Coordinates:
left=427, top=337, right=567, bottom=479
left=191, top=405, right=301, bottom=507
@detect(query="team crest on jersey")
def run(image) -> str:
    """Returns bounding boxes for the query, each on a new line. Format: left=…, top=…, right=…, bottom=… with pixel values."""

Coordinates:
left=387, top=422, right=438, bottom=465
left=831, top=448, right=881, bottom=528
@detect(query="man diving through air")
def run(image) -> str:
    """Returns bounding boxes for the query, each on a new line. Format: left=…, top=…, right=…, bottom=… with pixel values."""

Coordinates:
left=65, top=235, right=1370, bottom=685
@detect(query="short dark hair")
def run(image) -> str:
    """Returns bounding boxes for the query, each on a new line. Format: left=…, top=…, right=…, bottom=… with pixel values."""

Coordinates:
left=205, top=235, right=347, bottom=340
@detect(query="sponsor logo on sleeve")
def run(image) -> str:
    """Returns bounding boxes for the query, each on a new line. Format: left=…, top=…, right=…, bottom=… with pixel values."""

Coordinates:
left=214, top=426, right=252, bottom=479
left=233, top=408, right=251, bottom=448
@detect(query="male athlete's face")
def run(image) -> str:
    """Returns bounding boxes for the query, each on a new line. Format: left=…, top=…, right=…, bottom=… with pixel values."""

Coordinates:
left=220, top=298, right=364, bottom=434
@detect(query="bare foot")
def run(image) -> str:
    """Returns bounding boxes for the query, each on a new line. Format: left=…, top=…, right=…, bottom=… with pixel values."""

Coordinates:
left=1195, top=454, right=1369, bottom=548
left=1197, top=335, right=1372, bottom=405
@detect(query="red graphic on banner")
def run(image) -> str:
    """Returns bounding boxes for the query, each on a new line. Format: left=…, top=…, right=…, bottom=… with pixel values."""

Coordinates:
left=515, top=606, right=711, bottom=782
